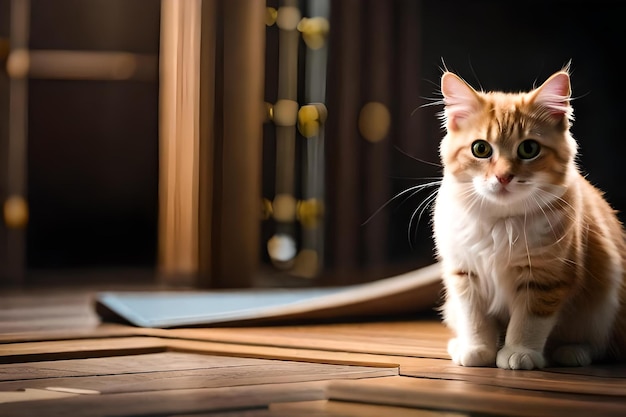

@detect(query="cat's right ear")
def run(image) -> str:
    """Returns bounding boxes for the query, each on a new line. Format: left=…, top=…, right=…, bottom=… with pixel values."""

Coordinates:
left=441, top=72, right=481, bottom=132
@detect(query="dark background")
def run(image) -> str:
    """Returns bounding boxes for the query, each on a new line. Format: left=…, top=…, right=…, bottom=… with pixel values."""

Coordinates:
left=5, top=0, right=161, bottom=270
left=1, top=0, right=623, bottom=281
left=386, top=0, right=626, bottom=269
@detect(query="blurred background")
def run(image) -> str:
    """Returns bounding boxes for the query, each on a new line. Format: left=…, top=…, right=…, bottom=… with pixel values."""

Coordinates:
left=0, top=0, right=624, bottom=288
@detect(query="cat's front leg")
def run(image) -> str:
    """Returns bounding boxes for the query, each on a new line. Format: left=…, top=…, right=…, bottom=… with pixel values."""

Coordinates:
left=496, top=273, right=561, bottom=370
left=443, top=270, right=500, bottom=367
left=496, top=312, right=555, bottom=369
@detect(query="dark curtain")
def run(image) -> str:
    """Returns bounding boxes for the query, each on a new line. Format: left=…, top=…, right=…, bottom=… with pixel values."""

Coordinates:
left=324, top=0, right=438, bottom=285
left=323, top=0, right=626, bottom=285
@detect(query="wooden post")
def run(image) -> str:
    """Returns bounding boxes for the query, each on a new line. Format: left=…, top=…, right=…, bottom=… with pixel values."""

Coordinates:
left=0, top=9, right=9, bottom=285
left=158, top=0, right=265, bottom=288
left=211, top=0, right=265, bottom=287
left=197, top=0, right=217, bottom=287
left=361, top=0, right=392, bottom=273
left=324, top=0, right=362, bottom=284
left=158, top=0, right=202, bottom=284
left=2, top=0, right=30, bottom=286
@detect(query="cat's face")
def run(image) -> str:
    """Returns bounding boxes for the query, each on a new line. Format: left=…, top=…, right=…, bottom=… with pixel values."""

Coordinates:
left=439, top=71, right=578, bottom=211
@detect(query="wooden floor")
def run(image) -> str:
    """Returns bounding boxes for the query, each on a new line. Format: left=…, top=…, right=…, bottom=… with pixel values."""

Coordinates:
left=1, top=288, right=625, bottom=416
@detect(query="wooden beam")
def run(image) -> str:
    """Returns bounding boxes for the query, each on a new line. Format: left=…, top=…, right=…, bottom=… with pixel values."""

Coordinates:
left=16, top=50, right=157, bottom=81
left=211, top=0, right=265, bottom=287
left=157, top=0, right=202, bottom=283
left=2, top=0, right=30, bottom=286
left=197, top=0, right=217, bottom=287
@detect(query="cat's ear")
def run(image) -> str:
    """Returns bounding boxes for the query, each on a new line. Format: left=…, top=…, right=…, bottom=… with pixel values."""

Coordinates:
left=531, top=71, right=572, bottom=120
left=441, top=72, right=481, bottom=131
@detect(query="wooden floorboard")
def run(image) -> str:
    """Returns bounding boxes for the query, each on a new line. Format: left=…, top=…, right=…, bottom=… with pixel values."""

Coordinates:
left=144, top=320, right=452, bottom=359
left=0, top=337, right=168, bottom=364
left=0, top=352, right=396, bottom=394
left=401, top=358, right=626, bottom=396
left=0, top=288, right=625, bottom=416
left=0, top=381, right=329, bottom=416
left=271, top=399, right=470, bottom=416
left=328, top=376, right=626, bottom=417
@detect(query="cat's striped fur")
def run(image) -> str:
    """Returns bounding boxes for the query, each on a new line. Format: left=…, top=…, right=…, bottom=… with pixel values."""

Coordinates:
left=433, top=69, right=626, bottom=369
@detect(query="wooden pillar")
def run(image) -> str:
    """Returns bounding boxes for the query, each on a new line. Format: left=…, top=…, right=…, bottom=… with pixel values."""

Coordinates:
left=197, top=0, right=217, bottom=286
left=0, top=4, right=10, bottom=284
left=361, top=0, right=392, bottom=273
left=324, top=0, right=362, bottom=284
left=211, top=0, right=265, bottom=287
left=2, top=0, right=30, bottom=286
left=158, top=0, right=202, bottom=283
left=158, top=0, right=264, bottom=288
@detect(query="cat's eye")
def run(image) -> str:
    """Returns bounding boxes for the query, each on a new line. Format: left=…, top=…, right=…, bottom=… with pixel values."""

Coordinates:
left=517, top=139, right=541, bottom=160
left=471, top=140, right=492, bottom=158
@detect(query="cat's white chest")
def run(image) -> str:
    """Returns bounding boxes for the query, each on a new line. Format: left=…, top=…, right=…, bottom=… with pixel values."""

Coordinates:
left=436, top=204, right=515, bottom=272
left=437, top=182, right=553, bottom=247
left=433, top=182, right=556, bottom=303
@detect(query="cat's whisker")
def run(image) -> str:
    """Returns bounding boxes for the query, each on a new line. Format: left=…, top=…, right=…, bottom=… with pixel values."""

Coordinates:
left=462, top=190, right=484, bottom=214
left=522, top=201, right=533, bottom=273
left=390, top=176, right=444, bottom=181
left=393, top=145, right=443, bottom=168
left=408, top=188, right=440, bottom=247
left=400, top=187, right=437, bottom=224
left=415, top=98, right=445, bottom=113
left=534, top=190, right=580, bottom=226
left=362, top=180, right=442, bottom=226
left=530, top=193, right=560, bottom=242
left=537, top=187, right=576, bottom=211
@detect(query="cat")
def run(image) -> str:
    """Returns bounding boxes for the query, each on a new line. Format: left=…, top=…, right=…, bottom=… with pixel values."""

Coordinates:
left=432, top=68, right=626, bottom=370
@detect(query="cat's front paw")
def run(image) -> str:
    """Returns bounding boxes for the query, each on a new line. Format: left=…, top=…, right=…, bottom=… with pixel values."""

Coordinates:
left=496, top=345, right=545, bottom=370
left=448, top=338, right=496, bottom=367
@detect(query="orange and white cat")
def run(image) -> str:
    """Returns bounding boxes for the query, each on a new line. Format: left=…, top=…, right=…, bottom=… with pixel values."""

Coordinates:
left=433, top=68, right=626, bottom=369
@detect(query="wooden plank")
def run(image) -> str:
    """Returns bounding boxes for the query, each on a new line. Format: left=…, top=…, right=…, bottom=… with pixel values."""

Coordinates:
left=0, top=315, right=99, bottom=335
left=0, top=337, right=167, bottom=363
left=0, top=289, right=144, bottom=341
left=0, top=388, right=82, bottom=404
left=271, top=399, right=469, bottom=417
left=166, top=338, right=626, bottom=398
left=0, top=356, right=395, bottom=394
left=173, top=411, right=278, bottom=417
left=146, top=320, right=451, bottom=359
left=0, top=291, right=97, bottom=333
left=0, top=324, right=142, bottom=344
left=0, top=352, right=268, bottom=381
left=544, top=365, right=626, bottom=379
left=401, top=358, right=626, bottom=397
left=165, top=337, right=404, bottom=368
left=0, top=381, right=329, bottom=417
left=327, top=376, right=626, bottom=417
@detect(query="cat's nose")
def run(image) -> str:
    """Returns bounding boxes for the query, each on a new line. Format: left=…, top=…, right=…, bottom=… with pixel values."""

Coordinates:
left=496, top=174, right=514, bottom=186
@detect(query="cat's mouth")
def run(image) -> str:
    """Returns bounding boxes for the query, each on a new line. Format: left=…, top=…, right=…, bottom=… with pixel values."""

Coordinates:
left=487, top=182, right=512, bottom=196
left=477, top=181, right=528, bottom=204
left=495, top=188, right=510, bottom=196
left=470, top=177, right=537, bottom=206
left=490, top=186, right=513, bottom=200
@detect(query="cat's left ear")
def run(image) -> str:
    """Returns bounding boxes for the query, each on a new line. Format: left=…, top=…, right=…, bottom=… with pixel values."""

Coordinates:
left=531, top=71, right=572, bottom=120
left=441, top=72, right=482, bottom=132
